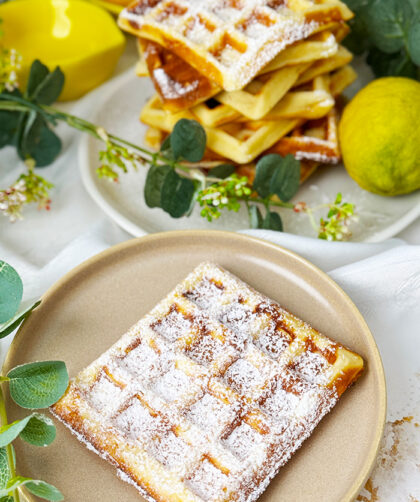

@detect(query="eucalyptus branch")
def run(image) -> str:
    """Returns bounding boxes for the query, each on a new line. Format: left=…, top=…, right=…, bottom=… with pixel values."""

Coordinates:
left=0, top=260, right=68, bottom=502
left=0, top=58, right=358, bottom=240
left=0, top=386, right=20, bottom=502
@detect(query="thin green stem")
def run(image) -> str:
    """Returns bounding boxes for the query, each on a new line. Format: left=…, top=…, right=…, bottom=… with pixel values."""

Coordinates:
left=305, top=207, right=319, bottom=233
left=251, top=197, right=295, bottom=209
left=0, top=95, right=54, bottom=123
left=0, top=385, right=20, bottom=502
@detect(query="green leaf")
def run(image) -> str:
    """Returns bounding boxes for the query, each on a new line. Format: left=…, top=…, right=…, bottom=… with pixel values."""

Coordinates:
left=366, top=47, right=418, bottom=78
left=0, top=301, right=41, bottom=340
left=408, top=15, right=420, bottom=65
left=32, top=67, right=64, bottom=106
left=408, top=0, right=420, bottom=11
left=26, top=60, right=64, bottom=105
left=144, top=164, right=171, bottom=208
left=26, top=60, right=49, bottom=99
left=269, top=154, right=301, bottom=202
left=0, top=413, right=54, bottom=449
left=20, top=413, right=56, bottom=447
left=0, top=416, right=32, bottom=448
left=0, top=448, right=10, bottom=490
left=0, top=261, right=23, bottom=323
left=8, top=361, right=69, bottom=409
left=25, top=480, right=64, bottom=501
left=253, top=154, right=300, bottom=202
left=253, top=154, right=279, bottom=198
left=208, top=164, right=235, bottom=179
left=160, top=134, right=171, bottom=152
left=0, top=107, right=21, bottom=148
left=365, top=0, right=412, bottom=54
left=262, top=211, right=283, bottom=231
left=341, top=0, right=371, bottom=55
left=18, top=113, right=61, bottom=167
left=160, top=170, right=196, bottom=218
left=248, top=205, right=263, bottom=229
left=170, top=119, right=206, bottom=162
left=0, top=496, right=13, bottom=502
left=0, top=477, right=63, bottom=501
left=341, top=0, right=369, bottom=9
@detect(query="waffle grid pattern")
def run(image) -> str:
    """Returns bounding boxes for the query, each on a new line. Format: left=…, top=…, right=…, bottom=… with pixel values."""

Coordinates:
left=51, top=263, right=363, bottom=502
left=119, top=0, right=353, bottom=90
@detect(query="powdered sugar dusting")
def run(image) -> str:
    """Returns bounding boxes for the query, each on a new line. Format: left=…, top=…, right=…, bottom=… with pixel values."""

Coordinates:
left=51, top=262, right=363, bottom=502
left=118, top=0, right=343, bottom=90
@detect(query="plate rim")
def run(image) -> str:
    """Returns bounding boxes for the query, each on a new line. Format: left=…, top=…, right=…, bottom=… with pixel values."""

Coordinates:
left=78, top=69, right=420, bottom=242
left=3, top=230, right=387, bottom=502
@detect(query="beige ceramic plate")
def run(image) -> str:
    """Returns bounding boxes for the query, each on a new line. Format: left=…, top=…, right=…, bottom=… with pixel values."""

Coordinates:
left=3, top=231, right=386, bottom=502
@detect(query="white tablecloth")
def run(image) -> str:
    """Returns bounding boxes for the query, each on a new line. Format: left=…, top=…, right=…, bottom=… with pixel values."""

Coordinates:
left=1, top=45, right=419, bottom=500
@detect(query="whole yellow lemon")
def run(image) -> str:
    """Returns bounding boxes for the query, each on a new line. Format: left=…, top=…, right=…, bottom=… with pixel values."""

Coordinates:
left=339, top=77, right=420, bottom=196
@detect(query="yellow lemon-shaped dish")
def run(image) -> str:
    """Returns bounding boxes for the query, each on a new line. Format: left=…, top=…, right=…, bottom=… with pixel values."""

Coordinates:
left=0, top=0, right=126, bottom=101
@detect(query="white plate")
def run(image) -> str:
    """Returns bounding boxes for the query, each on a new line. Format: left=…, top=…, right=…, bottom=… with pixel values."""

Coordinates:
left=79, top=67, right=420, bottom=242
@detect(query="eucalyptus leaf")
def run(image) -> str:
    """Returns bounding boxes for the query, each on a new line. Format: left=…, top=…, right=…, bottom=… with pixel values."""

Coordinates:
left=0, top=261, right=23, bottom=323
left=253, top=154, right=279, bottom=199
left=32, top=67, right=65, bottom=106
left=0, top=477, right=63, bottom=501
left=208, top=164, right=235, bottom=179
left=8, top=361, right=69, bottom=409
left=248, top=205, right=263, bottom=229
left=170, top=119, right=206, bottom=162
left=262, top=211, right=283, bottom=231
left=25, top=60, right=49, bottom=100
left=408, top=15, right=420, bottom=65
left=18, top=113, right=61, bottom=167
left=160, top=170, right=196, bottom=218
left=408, top=0, right=420, bottom=12
left=144, top=164, right=171, bottom=208
left=160, top=135, right=171, bottom=151
left=0, top=301, right=41, bottom=340
left=341, top=0, right=371, bottom=55
left=0, top=448, right=10, bottom=490
left=366, top=47, right=418, bottom=78
left=0, top=416, right=32, bottom=448
left=269, top=154, right=301, bottom=202
left=0, top=110, right=21, bottom=148
left=19, top=413, right=56, bottom=447
left=253, top=154, right=300, bottom=202
left=365, top=0, right=412, bottom=54
left=25, top=480, right=64, bottom=501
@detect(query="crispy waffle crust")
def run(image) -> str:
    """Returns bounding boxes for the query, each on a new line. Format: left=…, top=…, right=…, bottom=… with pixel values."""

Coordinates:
left=119, top=0, right=353, bottom=91
left=139, top=64, right=357, bottom=165
left=51, top=263, right=363, bottom=502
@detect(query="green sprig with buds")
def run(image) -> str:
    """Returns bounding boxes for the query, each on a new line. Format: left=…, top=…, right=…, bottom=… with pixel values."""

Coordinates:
left=0, top=260, right=69, bottom=502
left=0, top=58, right=357, bottom=241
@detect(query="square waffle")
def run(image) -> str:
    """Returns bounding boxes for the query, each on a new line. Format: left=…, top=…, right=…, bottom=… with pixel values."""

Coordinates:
left=267, top=66, right=357, bottom=163
left=118, top=0, right=353, bottom=91
left=215, top=62, right=311, bottom=120
left=268, top=107, right=340, bottom=163
left=136, top=28, right=339, bottom=113
left=140, top=62, right=356, bottom=165
left=191, top=75, right=334, bottom=128
left=143, top=126, right=322, bottom=183
left=138, top=39, right=220, bottom=112
left=295, top=44, right=353, bottom=86
left=140, top=94, right=302, bottom=164
left=51, top=263, right=363, bottom=502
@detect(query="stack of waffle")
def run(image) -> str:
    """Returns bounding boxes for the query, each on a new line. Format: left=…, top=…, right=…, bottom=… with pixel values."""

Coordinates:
left=119, top=0, right=356, bottom=183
